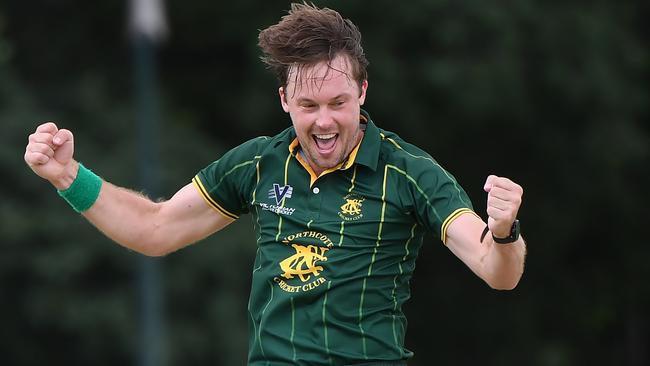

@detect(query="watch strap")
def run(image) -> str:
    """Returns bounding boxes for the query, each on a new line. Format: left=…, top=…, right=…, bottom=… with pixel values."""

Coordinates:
left=492, top=219, right=520, bottom=244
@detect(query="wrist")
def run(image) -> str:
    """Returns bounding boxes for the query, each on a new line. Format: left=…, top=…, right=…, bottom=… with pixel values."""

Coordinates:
left=50, top=161, right=80, bottom=190
left=57, top=162, right=103, bottom=213
left=490, top=226, right=511, bottom=239
left=492, top=219, right=521, bottom=244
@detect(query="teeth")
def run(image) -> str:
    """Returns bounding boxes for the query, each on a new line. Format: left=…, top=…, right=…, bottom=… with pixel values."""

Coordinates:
left=315, top=133, right=336, bottom=140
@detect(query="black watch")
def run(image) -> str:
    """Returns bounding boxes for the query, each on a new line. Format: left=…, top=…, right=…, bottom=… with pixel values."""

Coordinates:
left=492, top=219, right=521, bottom=244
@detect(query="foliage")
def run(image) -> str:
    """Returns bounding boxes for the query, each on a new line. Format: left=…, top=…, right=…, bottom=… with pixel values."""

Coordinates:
left=1, top=1, right=648, bottom=365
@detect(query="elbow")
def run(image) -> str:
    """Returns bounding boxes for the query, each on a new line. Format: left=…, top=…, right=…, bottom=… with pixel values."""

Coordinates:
left=109, top=202, right=178, bottom=257
left=141, top=233, right=181, bottom=257
left=129, top=238, right=170, bottom=257
left=485, top=273, right=523, bottom=291
left=138, top=230, right=189, bottom=257
left=142, top=245, right=169, bottom=257
left=481, top=250, right=526, bottom=290
left=132, top=224, right=173, bottom=257
left=488, top=281, right=519, bottom=291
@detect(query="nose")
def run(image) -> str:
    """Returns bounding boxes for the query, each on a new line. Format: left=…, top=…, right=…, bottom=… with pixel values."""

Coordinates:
left=315, top=108, right=335, bottom=130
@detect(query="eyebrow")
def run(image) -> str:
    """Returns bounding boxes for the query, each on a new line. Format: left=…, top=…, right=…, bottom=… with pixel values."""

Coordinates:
left=296, top=94, right=351, bottom=104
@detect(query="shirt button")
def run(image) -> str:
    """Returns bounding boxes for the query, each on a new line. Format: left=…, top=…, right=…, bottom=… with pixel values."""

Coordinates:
left=312, top=187, right=320, bottom=194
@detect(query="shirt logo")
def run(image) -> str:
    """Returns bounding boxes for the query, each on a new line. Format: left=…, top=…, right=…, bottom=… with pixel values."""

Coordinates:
left=280, top=244, right=329, bottom=282
left=269, top=183, right=293, bottom=205
left=338, top=193, right=365, bottom=221
left=273, top=231, right=334, bottom=294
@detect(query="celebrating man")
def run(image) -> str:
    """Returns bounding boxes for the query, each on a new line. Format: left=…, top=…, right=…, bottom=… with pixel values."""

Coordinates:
left=25, top=4, right=526, bottom=365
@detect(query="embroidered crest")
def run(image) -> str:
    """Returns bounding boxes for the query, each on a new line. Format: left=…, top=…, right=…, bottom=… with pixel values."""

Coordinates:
left=338, top=193, right=365, bottom=221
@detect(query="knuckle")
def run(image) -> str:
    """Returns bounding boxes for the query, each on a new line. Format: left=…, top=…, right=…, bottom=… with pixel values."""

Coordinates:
left=33, top=144, right=46, bottom=154
left=25, top=154, right=39, bottom=165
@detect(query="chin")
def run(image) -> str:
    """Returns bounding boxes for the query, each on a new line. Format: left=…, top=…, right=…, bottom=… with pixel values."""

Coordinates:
left=307, top=146, right=346, bottom=172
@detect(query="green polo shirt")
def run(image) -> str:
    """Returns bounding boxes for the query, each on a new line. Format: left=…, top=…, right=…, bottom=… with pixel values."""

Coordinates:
left=193, top=110, right=474, bottom=366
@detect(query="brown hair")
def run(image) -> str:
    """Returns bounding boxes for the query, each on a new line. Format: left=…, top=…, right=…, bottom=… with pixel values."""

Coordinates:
left=258, top=2, right=368, bottom=92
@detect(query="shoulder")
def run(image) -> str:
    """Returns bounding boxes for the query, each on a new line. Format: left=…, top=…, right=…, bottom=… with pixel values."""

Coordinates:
left=375, top=127, right=469, bottom=200
left=377, top=128, right=446, bottom=175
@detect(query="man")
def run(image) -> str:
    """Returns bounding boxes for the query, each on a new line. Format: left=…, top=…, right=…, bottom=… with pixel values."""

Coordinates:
left=24, top=3, right=525, bottom=366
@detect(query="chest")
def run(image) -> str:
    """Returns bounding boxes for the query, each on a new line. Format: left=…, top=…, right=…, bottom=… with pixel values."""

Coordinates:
left=251, top=158, right=416, bottom=244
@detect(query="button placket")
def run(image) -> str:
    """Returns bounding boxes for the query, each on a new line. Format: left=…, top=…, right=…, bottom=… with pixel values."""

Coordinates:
left=307, top=184, right=323, bottom=220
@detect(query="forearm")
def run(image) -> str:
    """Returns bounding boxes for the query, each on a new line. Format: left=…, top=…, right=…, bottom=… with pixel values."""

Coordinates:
left=82, top=182, right=167, bottom=256
left=482, top=236, right=526, bottom=290
left=54, top=162, right=231, bottom=255
left=27, top=126, right=219, bottom=255
left=51, top=160, right=166, bottom=255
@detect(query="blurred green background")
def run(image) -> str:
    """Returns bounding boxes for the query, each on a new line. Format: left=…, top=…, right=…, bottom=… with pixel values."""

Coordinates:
left=1, top=1, right=648, bottom=365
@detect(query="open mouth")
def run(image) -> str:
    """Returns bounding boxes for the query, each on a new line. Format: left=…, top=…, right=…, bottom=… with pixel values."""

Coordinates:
left=313, top=133, right=338, bottom=154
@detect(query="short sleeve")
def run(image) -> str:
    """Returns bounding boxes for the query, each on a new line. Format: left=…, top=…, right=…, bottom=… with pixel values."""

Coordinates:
left=409, top=159, right=474, bottom=244
left=192, top=137, right=267, bottom=219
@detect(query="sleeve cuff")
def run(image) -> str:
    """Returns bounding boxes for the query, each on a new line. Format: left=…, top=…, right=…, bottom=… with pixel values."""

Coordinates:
left=440, top=208, right=477, bottom=244
left=192, top=176, right=239, bottom=220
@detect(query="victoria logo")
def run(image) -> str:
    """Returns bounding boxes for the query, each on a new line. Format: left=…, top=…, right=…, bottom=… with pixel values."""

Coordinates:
left=260, top=183, right=296, bottom=216
left=268, top=183, right=293, bottom=205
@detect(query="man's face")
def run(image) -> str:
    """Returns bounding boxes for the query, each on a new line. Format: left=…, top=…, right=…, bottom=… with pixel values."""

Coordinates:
left=280, top=55, right=368, bottom=175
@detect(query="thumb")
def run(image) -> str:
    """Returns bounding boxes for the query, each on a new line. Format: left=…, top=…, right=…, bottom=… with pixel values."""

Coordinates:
left=52, top=129, right=75, bottom=164
left=53, top=129, right=73, bottom=147
left=484, top=174, right=497, bottom=193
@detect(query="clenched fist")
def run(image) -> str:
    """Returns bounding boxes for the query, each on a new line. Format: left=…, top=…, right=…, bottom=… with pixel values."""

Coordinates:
left=24, top=122, right=78, bottom=190
left=483, top=175, right=523, bottom=239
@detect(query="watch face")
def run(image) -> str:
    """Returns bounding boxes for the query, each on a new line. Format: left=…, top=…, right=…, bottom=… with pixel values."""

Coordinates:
left=512, top=219, right=520, bottom=236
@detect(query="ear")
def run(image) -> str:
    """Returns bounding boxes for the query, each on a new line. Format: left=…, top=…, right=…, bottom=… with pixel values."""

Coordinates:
left=279, top=87, right=290, bottom=113
left=358, top=80, right=368, bottom=106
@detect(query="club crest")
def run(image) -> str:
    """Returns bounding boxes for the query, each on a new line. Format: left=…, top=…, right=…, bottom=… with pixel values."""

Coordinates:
left=338, top=193, right=365, bottom=221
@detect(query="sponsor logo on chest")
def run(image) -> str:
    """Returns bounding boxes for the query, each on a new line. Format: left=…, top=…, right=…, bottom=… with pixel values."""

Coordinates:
left=260, top=183, right=296, bottom=215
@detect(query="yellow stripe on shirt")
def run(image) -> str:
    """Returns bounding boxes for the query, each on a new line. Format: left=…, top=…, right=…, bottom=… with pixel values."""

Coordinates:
left=440, top=208, right=477, bottom=244
left=192, top=176, right=239, bottom=220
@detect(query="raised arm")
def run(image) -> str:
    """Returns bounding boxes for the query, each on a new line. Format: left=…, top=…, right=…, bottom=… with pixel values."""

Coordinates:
left=24, top=122, right=233, bottom=256
left=445, top=175, right=526, bottom=290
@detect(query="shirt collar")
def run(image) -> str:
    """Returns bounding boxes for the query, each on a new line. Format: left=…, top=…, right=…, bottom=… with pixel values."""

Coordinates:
left=354, top=109, right=380, bottom=172
left=285, top=109, right=381, bottom=184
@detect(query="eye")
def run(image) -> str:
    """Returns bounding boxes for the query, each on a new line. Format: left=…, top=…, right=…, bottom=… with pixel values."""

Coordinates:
left=331, top=100, right=345, bottom=108
left=300, top=103, right=317, bottom=111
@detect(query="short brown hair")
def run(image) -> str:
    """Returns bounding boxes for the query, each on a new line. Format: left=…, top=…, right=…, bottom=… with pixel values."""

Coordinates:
left=258, top=3, right=368, bottom=91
